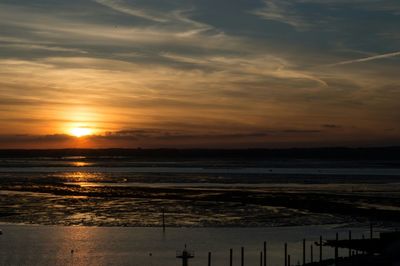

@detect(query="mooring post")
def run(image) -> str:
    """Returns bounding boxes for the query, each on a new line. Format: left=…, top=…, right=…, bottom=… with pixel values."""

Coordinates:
left=230, top=248, right=233, bottom=266
left=284, top=243, right=287, bottom=266
left=302, top=239, right=306, bottom=265
left=310, top=245, right=313, bottom=263
left=362, top=234, right=366, bottom=255
left=264, top=241, right=267, bottom=266
left=162, top=208, right=165, bottom=232
left=370, top=223, right=373, bottom=239
left=348, top=230, right=352, bottom=257
left=241, top=247, right=244, bottom=266
left=335, top=232, right=338, bottom=265
left=208, top=252, right=211, bottom=266
left=176, top=245, right=194, bottom=266
left=260, top=251, right=263, bottom=266
left=319, top=236, right=322, bottom=262
left=288, top=255, right=291, bottom=266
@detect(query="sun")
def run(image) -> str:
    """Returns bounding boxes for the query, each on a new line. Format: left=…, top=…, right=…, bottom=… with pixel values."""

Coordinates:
left=70, top=127, right=92, bottom=138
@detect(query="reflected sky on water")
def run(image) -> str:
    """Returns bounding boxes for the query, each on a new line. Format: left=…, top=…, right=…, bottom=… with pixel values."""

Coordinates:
left=0, top=224, right=376, bottom=266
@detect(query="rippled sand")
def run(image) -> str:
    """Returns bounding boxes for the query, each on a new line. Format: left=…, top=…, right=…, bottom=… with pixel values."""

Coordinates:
left=1, top=181, right=400, bottom=227
left=1, top=157, right=400, bottom=227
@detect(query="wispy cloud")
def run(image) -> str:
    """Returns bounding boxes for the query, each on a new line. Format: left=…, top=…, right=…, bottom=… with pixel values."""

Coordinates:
left=1, top=0, right=400, bottom=147
left=0, top=43, right=87, bottom=54
left=93, top=0, right=213, bottom=36
left=252, top=0, right=400, bottom=30
left=251, top=0, right=309, bottom=29
left=0, top=3, right=218, bottom=53
left=94, top=0, right=168, bottom=22
left=329, top=51, right=400, bottom=66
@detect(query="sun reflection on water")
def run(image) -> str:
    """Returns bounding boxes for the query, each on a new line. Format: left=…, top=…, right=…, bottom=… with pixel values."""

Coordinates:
left=57, top=172, right=107, bottom=182
left=72, top=162, right=92, bottom=167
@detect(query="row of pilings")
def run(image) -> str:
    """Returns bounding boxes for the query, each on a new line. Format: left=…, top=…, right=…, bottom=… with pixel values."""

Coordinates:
left=177, top=224, right=376, bottom=266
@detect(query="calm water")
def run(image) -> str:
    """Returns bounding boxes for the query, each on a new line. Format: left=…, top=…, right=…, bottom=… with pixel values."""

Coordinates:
left=0, top=224, right=375, bottom=266
left=1, top=156, right=400, bottom=183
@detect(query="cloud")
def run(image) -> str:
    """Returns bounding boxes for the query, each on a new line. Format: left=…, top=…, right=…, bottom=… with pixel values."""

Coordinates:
left=251, top=0, right=309, bottom=29
left=0, top=1, right=400, bottom=148
left=0, top=43, right=87, bottom=54
left=105, top=128, right=322, bottom=139
left=0, top=127, right=323, bottom=146
left=252, top=0, right=400, bottom=30
left=322, top=124, right=341, bottom=129
left=328, top=51, right=400, bottom=66
left=0, top=134, right=73, bottom=143
left=94, top=0, right=168, bottom=23
left=159, top=53, right=328, bottom=87
left=93, top=0, right=213, bottom=36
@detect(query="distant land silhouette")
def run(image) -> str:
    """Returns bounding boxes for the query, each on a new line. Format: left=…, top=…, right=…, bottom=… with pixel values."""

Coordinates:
left=0, top=147, right=399, bottom=160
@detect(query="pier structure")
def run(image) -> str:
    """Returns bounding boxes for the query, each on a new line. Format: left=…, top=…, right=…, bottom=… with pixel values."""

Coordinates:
left=175, top=224, right=400, bottom=266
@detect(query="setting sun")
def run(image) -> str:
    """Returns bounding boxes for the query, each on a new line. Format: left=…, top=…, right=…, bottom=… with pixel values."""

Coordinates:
left=70, top=127, right=92, bottom=138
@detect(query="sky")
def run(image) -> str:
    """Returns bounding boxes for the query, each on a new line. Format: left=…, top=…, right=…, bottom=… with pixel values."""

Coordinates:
left=0, top=0, right=400, bottom=148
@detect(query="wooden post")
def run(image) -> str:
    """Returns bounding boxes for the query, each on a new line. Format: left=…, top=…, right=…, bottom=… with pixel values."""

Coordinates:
left=362, top=234, right=366, bottom=255
left=335, top=232, right=338, bottom=265
left=176, top=245, right=194, bottom=266
left=302, top=239, right=306, bottom=265
left=264, top=241, right=267, bottom=266
left=288, top=255, right=291, bottom=266
left=370, top=223, right=373, bottom=239
left=162, top=208, right=165, bottom=232
left=241, top=247, right=244, bottom=266
left=260, top=251, right=263, bottom=266
left=208, top=252, right=211, bottom=266
left=310, top=245, right=313, bottom=263
left=348, top=230, right=352, bottom=257
left=284, top=243, right=287, bottom=266
left=230, top=248, right=233, bottom=266
left=319, top=236, right=322, bottom=262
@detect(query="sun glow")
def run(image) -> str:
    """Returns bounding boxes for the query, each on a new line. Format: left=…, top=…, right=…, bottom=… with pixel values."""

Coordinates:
left=70, top=127, right=92, bottom=137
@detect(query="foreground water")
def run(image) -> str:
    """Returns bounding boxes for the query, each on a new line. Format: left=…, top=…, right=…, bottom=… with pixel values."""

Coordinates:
left=0, top=224, right=377, bottom=266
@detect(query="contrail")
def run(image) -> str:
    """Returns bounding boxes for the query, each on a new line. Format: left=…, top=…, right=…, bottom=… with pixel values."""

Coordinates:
left=329, top=51, right=400, bottom=66
left=94, top=0, right=168, bottom=23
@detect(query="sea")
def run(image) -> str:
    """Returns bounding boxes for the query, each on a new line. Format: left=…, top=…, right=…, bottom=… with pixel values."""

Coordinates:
left=0, top=150, right=399, bottom=265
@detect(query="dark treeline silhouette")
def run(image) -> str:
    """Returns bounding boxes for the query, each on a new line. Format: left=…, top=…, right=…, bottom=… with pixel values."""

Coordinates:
left=0, top=147, right=399, bottom=160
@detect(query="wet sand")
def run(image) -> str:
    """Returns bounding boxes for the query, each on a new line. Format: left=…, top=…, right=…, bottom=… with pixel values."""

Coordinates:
left=1, top=182, right=400, bottom=227
left=1, top=156, right=399, bottom=227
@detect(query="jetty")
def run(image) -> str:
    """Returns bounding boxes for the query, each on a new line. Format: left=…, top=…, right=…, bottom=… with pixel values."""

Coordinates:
left=310, top=231, right=400, bottom=266
left=176, top=225, right=400, bottom=266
